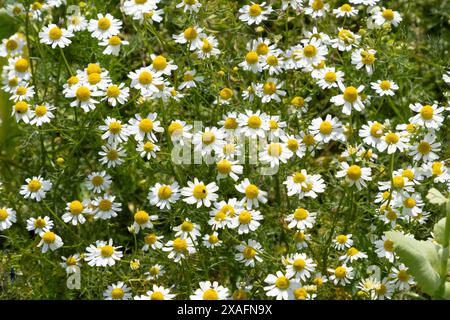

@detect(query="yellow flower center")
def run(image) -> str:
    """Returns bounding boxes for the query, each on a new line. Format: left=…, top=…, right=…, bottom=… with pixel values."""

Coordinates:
left=6, top=39, right=18, bottom=51
left=256, top=43, right=269, bottom=55
left=293, top=172, right=306, bottom=183
left=98, top=199, right=112, bottom=211
left=336, top=235, right=348, bottom=244
left=286, top=139, right=298, bottom=152
left=134, top=210, right=149, bottom=225
left=293, top=259, right=306, bottom=271
left=245, top=184, right=259, bottom=199
left=139, top=118, right=154, bottom=133
left=324, top=71, right=337, bottom=82
left=91, top=175, right=104, bottom=187
left=157, top=185, right=172, bottom=200
left=8, top=77, right=19, bottom=86
left=86, top=63, right=101, bottom=75
left=382, top=9, right=394, bottom=21
left=106, top=36, right=121, bottom=46
left=203, top=289, right=219, bottom=300
left=69, top=200, right=84, bottom=215
left=404, top=198, right=416, bottom=208
left=75, top=86, right=91, bottom=101
left=107, top=121, right=121, bottom=134
left=294, top=231, right=306, bottom=242
left=217, top=159, right=232, bottom=174
left=15, top=101, right=29, bottom=113
left=319, top=121, right=333, bottom=135
left=201, top=38, right=213, bottom=52
left=238, top=211, right=252, bottom=224
left=402, top=169, right=414, bottom=181
left=294, top=288, right=308, bottom=300
left=111, top=288, right=124, bottom=299
left=291, top=96, right=305, bottom=107
left=67, top=76, right=79, bottom=85
left=49, top=27, right=63, bottom=40
left=34, top=218, right=46, bottom=229
left=303, top=134, right=315, bottom=145
left=379, top=80, right=391, bottom=90
left=28, top=179, right=42, bottom=192
left=341, top=4, right=352, bottom=12
left=151, top=291, right=164, bottom=300
left=338, top=29, right=354, bottom=42
left=392, top=176, right=404, bottom=189
left=144, top=233, right=157, bottom=244
left=347, top=165, right=362, bottom=181
left=202, top=132, right=216, bottom=145
left=247, top=115, right=262, bottom=128
left=249, top=4, right=262, bottom=16
left=0, top=209, right=8, bottom=221
left=35, top=105, right=48, bottom=117
left=15, top=58, right=29, bottom=72
left=383, top=239, right=394, bottom=252
left=224, top=117, right=238, bottom=130
left=275, top=276, right=290, bottom=289
left=243, top=246, right=256, bottom=259
left=107, top=149, right=119, bottom=160
left=97, top=18, right=111, bottom=30
left=370, top=122, right=383, bottom=138
left=138, top=71, right=153, bottom=85
left=168, top=122, right=183, bottom=136
left=397, top=270, right=409, bottom=282
left=343, top=86, right=358, bottom=103
left=172, top=238, right=187, bottom=251
left=266, top=55, right=278, bottom=66
left=245, top=51, right=259, bottom=64
left=335, top=266, right=347, bottom=278
left=193, top=184, right=207, bottom=199
left=303, top=45, right=317, bottom=58
left=152, top=55, right=167, bottom=71
left=420, top=105, right=434, bottom=120
left=294, top=208, right=308, bottom=221
left=184, top=27, right=198, bottom=40
left=219, top=88, right=233, bottom=100
left=263, top=82, right=277, bottom=95
left=347, top=247, right=359, bottom=256
left=385, top=132, right=399, bottom=144
left=417, top=141, right=431, bottom=154
left=66, top=256, right=77, bottom=266
left=42, top=231, right=56, bottom=244
left=361, top=51, right=376, bottom=65
left=432, top=162, right=443, bottom=175
left=101, top=245, right=114, bottom=257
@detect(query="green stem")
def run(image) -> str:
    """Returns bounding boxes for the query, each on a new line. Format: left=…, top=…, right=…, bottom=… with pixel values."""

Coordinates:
left=59, top=47, right=73, bottom=76
left=437, top=200, right=450, bottom=298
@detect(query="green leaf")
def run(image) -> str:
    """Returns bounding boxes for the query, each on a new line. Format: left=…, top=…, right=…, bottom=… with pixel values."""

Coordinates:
left=426, top=188, right=448, bottom=205
left=433, top=218, right=447, bottom=245
left=385, top=231, right=442, bottom=297
left=0, top=10, right=19, bottom=40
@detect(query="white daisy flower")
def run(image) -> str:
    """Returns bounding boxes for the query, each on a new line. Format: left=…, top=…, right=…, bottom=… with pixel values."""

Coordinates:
left=85, top=239, right=123, bottom=267
left=178, top=69, right=204, bottom=90
left=142, top=233, right=164, bottom=251
left=235, top=239, right=263, bottom=267
left=371, top=80, right=398, bottom=96
left=408, top=103, right=444, bottom=129
left=377, top=131, right=409, bottom=154
left=99, top=143, right=127, bottom=168
left=85, top=171, right=112, bottom=193
left=238, top=2, right=273, bottom=25
left=162, top=237, right=196, bottom=263
left=128, top=113, right=164, bottom=142
left=0, top=207, right=17, bottom=231
left=264, top=271, right=299, bottom=300
left=19, top=176, right=52, bottom=202
left=39, top=24, right=73, bottom=48
left=26, top=216, right=54, bottom=234
left=216, top=159, right=243, bottom=181
left=235, top=179, right=268, bottom=209
left=30, top=103, right=55, bottom=126
left=38, top=231, right=64, bottom=253
left=190, top=281, right=229, bottom=300
left=104, top=282, right=132, bottom=300
left=128, top=67, right=164, bottom=96
left=88, top=13, right=122, bottom=40
left=256, top=78, right=286, bottom=103
left=173, top=26, right=206, bottom=51
left=91, top=194, right=122, bottom=220
left=181, top=178, right=219, bottom=208
left=409, top=133, right=441, bottom=162
left=234, top=209, right=263, bottom=234
left=285, top=207, right=316, bottom=230
left=351, top=48, right=376, bottom=75
left=285, top=253, right=317, bottom=282
left=330, top=83, right=365, bottom=115
left=328, top=265, right=354, bottom=286
left=336, top=162, right=372, bottom=190
left=332, top=234, right=353, bottom=250
left=148, top=182, right=180, bottom=209
left=309, top=115, right=346, bottom=143
left=132, top=210, right=158, bottom=234
left=99, top=35, right=129, bottom=56
left=373, top=8, right=402, bottom=27
left=134, top=285, right=176, bottom=300
left=62, top=199, right=91, bottom=225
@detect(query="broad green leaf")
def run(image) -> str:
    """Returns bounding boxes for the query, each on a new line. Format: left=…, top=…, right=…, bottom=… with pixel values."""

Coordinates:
left=433, top=218, right=447, bottom=245
left=385, top=231, right=442, bottom=297
left=426, top=188, right=448, bottom=205
left=0, top=10, right=19, bottom=40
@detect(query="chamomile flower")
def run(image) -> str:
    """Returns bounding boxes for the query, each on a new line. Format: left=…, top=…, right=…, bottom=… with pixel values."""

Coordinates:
left=331, top=83, right=365, bottom=115
left=39, top=24, right=73, bottom=48
left=88, top=13, right=122, bottom=40
left=285, top=253, right=316, bottom=282
left=294, top=38, right=328, bottom=68
left=373, top=8, right=402, bottom=27
left=173, top=218, right=201, bottom=240
left=256, top=78, right=286, bottom=103
left=99, top=117, right=130, bottom=144
left=0, top=34, right=25, bottom=57
left=371, top=278, right=395, bottom=300
left=6, top=56, right=31, bottom=80
left=328, top=265, right=353, bottom=286
left=409, top=133, right=441, bottom=162
left=63, top=200, right=91, bottom=225
left=339, top=247, right=368, bottom=263
left=351, top=49, right=376, bottom=75
left=178, top=69, right=204, bottom=90
left=234, top=209, right=263, bottom=234
left=239, top=2, right=273, bottom=25
left=167, top=120, right=193, bottom=146
left=12, top=101, right=32, bottom=123
left=202, top=231, right=222, bottom=248
left=128, top=67, right=164, bottom=96
left=67, top=14, right=88, bottom=32
left=148, top=182, right=180, bottom=209
left=177, top=0, right=202, bottom=13
left=66, top=84, right=103, bottom=112
left=150, top=54, right=178, bottom=76
left=336, top=162, right=372, bottom=190
left=85, top=171, right=112, bottom=193
left=264, top=271, right=299, bottom=300
left=333, top=234, right=353, bottom=250
left=38, top=231, right=64, bottom=253
left=421, top=161, right=450, bottom=184
left=60, top=254, right=81, bottom=273
left=197, top=35, right=221, bottom=59
left=173, top=26, right=206, bottom=51
left=216, top=159, right=243, bottom=181
left=0, top=207, right=16, bottom=231
left=289, top=96, right=312, bottom=114
left=181, top=178, right=219, bottom=208
left=102, top=83, right=129, bottom=107
left=333, top=3, right=358, bottom=18
left=145, top=264, right=165, bottom=280
left=26, top=216, right=54, bottom=234
left=294, top=231, right=311, bottom=250
left=20, top=176, right=52, bottom=202
left=239, top=50, right=263, bottom=73
left=359, top=121, right=385, bottom=148
left=237, top=110, right=269, bottom=139
left=260, top=142, right=293, bottom=167
left=142, top=233, right=164, bottom=251
left=99, top=35, right=129, bottom=56
left=261, top=50, right=285, bottom=75
left=91, top=194, right=122, bottom=220
left=235, top=239, right=263, bottom=267
left=104, top=282, right=132, bottom=300
left=389, top=264, right=415, bottom=290
left=378, top=130, right=410, bottom=154
left=374, top=235, right=396, bottom=263
left=285, top=208, right=316, bottom=230
left=123, top=0, right=157, bottom=20
left=331, top=28, right=360, bottom=52
left=135, top=285, right=176, bottom=300
left=128, top=113, right=164, bottom=142
left=316, top=67, right=345, bottom=89
left=84, top=239, right=123, bottom=267
left=408, top=103, right=444, bottom=129
left=371, top=80, right=398, bottom=96
left=304, top=0, right=330, bottom=18
left=99, top=143, right=126, bottom=168
left=10, top=83, right=35, bottom=102
left=397, top=193, right=424, bottom=217
left=192, top=126, right=226, bottom=156
left=30, top=103, right=55, bottom=126
left=191, top=281, right=229, bottom=300
left=136, top=140, right=160, bottom=160
left=163, top=237, right=197, bottom=262
left=235, top=179, right=268, bottom=209
left=131, top=210, right=157, bottom=234
left=209, top=199, right=243, bottom=230
left=309, top=115, right=345, bottom=143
